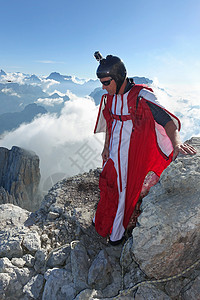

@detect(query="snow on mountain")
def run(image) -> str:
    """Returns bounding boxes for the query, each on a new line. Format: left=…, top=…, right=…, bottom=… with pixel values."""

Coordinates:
left=0, top=69, right=6, bottom=76
left=36, top=92, right=70, bottom=113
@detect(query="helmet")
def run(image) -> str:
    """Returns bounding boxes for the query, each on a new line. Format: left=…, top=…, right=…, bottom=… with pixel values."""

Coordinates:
left=94, top=52, right=127, bottom=94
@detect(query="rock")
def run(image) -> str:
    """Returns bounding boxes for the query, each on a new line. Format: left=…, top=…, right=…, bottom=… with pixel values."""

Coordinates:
left=71, top=241, right=90, bottom=293
left=0, top=204, right=35, bottom=259
left=123, top=261, right=147, bottom=291
left=181, top=275, right=200, bottom=300
left=131, top=137, right=200, bottom=279
left=34, top=249, right=47, bottom=274
left=0, top=146, right=41, bottom=211
left=0, top=229, right=24, bottom=259
left=134, top=283, right=171, bottom=299
left=22, top=231, right=41, bottom=254
left=88, top=249, right=112, bottom=289
left=23, top=274, right=44, bottom=299
left=11, top=258, right=26, bottom=268
left=74, top=288, right=103, bottom=299
left=48, top=211, right=60, bottom=220
left=46, top=244, right=70, bottom=268
left=120, top=238, right=133, bottom=269
left=0, top=257, right=14, bottom=271
left=0, top=273, right=10, bottom=299
left=43, top=268, right=75, bottom=300
left=22, top=254, right=35, bottom=268
left=1, top=266, right=34, bottom=299
left=0, top=203, right=30, bottom=227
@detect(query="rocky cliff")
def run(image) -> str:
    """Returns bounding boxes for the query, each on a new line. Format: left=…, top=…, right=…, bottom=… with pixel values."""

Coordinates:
left=0, top=146, right=41, bottom=211
left=0, top=137, right=199, bottom=300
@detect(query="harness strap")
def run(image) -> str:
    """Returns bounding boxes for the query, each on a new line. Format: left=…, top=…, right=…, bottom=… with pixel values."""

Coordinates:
left=112, top=114, right=132, bottom=121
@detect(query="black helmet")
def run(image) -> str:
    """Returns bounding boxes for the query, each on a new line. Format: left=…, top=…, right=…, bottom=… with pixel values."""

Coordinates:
left=94, top=51, right=127, bottom=94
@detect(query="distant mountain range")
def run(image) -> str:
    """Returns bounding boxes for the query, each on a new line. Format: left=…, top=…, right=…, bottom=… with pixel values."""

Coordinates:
left=0, top=103, right=47, bottom=136
left=90, top=76, right=153, bottom=105
left=0, top=69, right=154, bottom=135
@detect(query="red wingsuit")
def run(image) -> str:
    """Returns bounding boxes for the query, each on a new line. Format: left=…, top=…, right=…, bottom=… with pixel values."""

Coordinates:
left=94, top=84, right=180, bottom=242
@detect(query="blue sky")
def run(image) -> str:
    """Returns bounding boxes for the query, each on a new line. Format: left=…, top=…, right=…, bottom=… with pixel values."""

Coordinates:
left=1, top=0, right=200, bottom=89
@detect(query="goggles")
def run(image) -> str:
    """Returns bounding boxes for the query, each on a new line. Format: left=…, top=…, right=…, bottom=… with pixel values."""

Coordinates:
left=101, top=78, right=113, bottom=86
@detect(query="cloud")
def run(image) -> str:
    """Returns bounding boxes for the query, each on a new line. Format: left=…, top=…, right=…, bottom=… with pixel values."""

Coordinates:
left=0, top=93, right=104, bottom=193
left=36, top=60, right=65, bottom=64
left=1, top=87, right=21, bottom=98
left=151, top=80, right=200, bottom=141
left=1, top=73, right=26, bottom=85
left=36, top=97, right=64, bottom=106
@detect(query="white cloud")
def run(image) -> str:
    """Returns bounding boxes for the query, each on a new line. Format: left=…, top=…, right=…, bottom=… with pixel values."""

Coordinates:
left=36, top=60, right=65, bottom=64
left=1, top=87, right=21, bottom=98
left=151, top=80, right=200, bottom=141
left=36, top=97, right=64, bottom=106
left=0, top=93, right=104, bottom=193
left=0, top=73, right=26, bottom=85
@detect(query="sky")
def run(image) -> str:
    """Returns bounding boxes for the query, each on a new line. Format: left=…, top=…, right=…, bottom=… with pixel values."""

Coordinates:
left=1, top=0, right=200, bottom=91
left=0, top=0, right=200, bottom=191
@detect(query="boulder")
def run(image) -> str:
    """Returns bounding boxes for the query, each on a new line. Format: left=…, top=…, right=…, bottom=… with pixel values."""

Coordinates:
left=88, top=249, right=112, bottom=289
left=131, top=137, right=200, bottom=279
left=42, top=268, right=75, bottom=300
left=0, top=146, right=41, bottom=211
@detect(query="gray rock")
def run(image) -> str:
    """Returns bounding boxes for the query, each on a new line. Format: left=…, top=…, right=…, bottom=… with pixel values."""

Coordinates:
left=34, top=249, right=47, bottom=274
left=23, top=231, right=41, bottom=253
left=74, top=289, right=103, bottom=300
left=0, top=146, right=41, bottom=211
left=0, top=204, right=43, bottom=267
left=0, top=230, right=24, bottom=259
left=123, top=261, right=146, bottom=291
left=46, top=244, right=70, bottom=268
left=0, top=273, right=10, bottom=298
left=0, top=203, right=30, bottom=227
left=131, top=137, right=200, bottom=279
left=11, top=257, right=26, bottom=268
left=104, top=244, right=124, bottom=297
left=120, top=238, right=133, bottom=269
left=88, top=249, right=112, bottom=289
left=71, top=241, right=90, bottom=293
left=4, top=267, right=34, bottom=299
left=0, top=257, right=14, bottom=271
left=23, top=274, right=44, bottom=299
left=22, top=254, right=35, bottom=268
left=164, top=277, right=191, bottom=298
left=14, top=266, right=33, bottom=286
left=182, top=275, right=200, bottom=300
left=134, top=283, right=171, bottom=299
left=42, top=268, right=75, bottom=300
left=48, top=211, right=60, bottom=220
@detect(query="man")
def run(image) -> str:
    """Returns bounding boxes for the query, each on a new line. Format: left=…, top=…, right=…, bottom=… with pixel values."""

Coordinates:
left=93, top=52, right=196, bottom=245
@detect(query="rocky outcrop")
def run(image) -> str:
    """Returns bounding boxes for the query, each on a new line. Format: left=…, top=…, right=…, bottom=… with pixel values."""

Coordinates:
left=0, top=137, right=199, bottom=299
left=0, top=146, right=41, bottom=211
left=131, top=137, right=200, bottom=278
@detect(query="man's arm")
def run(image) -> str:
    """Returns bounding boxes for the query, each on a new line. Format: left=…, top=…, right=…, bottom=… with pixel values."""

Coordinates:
left=164, top=120, right=197, bottom=160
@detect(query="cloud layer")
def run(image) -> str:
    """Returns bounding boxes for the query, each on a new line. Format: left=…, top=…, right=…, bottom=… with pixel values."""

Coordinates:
left=0, top=93, right=104, bottom=192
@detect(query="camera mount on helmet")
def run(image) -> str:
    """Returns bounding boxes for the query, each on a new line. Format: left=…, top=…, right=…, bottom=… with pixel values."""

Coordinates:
left=94, top=51, right=103, bottom=62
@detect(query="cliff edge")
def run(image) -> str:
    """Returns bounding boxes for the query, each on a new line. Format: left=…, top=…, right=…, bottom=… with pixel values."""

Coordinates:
left=0, top=146, right=41, bottom=211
